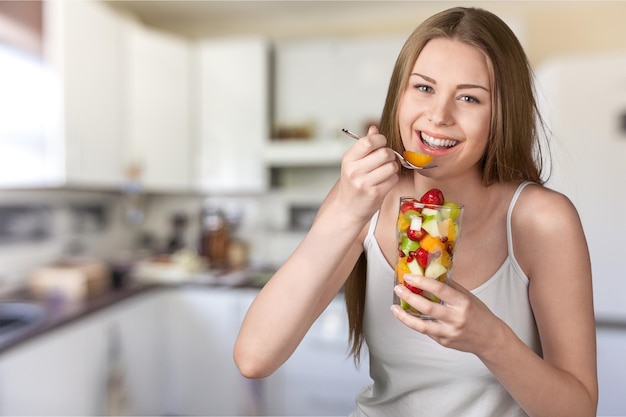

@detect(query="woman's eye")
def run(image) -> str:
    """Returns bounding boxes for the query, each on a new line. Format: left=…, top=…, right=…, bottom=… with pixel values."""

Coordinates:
left=416, top=84, right=434, bottom=93
left=459, top=95, right=480, bottom=104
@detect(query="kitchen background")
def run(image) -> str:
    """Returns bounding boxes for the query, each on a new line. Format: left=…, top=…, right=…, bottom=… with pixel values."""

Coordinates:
left=0, top=1, right=625, bottom=416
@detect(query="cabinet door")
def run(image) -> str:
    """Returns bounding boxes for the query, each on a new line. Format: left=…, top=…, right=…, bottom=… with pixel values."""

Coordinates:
left=45, top=0, right=125, bottom=187
left=264, top=296, right=372, bottom=415
left=0, top=291, right=166, bottom=416
left=334, top=36, right=405, bottom=132
left=163, top=287, right=243, bottom=415
left=234, top=290, right=372, bottom=416
left=102, top=290, right=167, bottom=415
left=273, top=36, right=404, bottom=139
left=0, top=312, right=107, bottom=415
left=125, top=23, right=192, bottom=192
left=197, top=38, right=269, bottom=193
left=273, top=39, right=337, bottom=138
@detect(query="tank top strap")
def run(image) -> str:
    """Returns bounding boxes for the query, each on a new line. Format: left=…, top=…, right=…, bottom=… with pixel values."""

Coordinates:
left=365, top=210, right=380, bottom=244
left=506, top=181, right=534, bottom=255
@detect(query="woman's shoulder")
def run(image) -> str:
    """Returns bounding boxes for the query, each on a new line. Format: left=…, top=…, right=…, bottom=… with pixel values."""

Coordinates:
left=511, top=183, right=586, bottom=275
left=511, top=184, right=582, bottom=247
left=514, top=183, right=579, bottom=221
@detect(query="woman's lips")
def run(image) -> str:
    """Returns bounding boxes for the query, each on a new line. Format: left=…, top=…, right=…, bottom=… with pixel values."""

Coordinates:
left=420, top=131, right=459, bottom=149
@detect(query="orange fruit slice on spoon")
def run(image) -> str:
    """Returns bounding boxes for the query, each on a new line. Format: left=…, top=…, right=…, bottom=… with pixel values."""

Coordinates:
left=403, top=150, right=433, bottom=167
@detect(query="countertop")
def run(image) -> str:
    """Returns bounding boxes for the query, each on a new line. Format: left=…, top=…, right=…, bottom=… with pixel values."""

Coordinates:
left=0, top=267, right=268, bottom=356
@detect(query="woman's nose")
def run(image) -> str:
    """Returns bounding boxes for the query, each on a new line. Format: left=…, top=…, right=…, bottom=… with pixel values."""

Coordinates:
left=427, top=97, right=453, bottom=127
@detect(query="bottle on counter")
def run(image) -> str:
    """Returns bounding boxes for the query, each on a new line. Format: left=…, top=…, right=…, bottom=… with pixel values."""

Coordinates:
left=199, top=207, right=230, bottom=269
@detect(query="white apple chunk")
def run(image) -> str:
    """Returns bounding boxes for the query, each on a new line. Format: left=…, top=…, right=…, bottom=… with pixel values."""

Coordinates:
left=421, top=216, right=440, bottom=238
left=438, top=218, right=451, bottom=238
left=407, top=258, right=424, bottom=276
left=425, top=261, right=447, bottom=279
left=421, top=208, right=440, bottom=218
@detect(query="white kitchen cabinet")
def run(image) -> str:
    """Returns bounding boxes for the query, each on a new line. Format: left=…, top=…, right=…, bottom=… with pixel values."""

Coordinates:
left=264, top=36, right=405, bottom=186
left=272, top=36, right=404, bottom=142
left=196, top=38, right=270, bottom=193
left=0, top=287, right=371, bottom=416
left=162, top=287, right=244, bottom=415
left=125, top=22, right=192, bottom=192
left=237, top=289, right=372, bottom=416
left=0, top=290, right=166, bottom=416
left=0, top=287, right=248, bottom=416
left=266, top=295, right=371, bottom=416
left=3, top=0, right=192, bottom=191
left=272, top=39, right=337, bottom=138
left=0, top=310, right=108, bottom=415
left=42, top=0, right=126, bottom=188
left=104, top=290, right=167, bottom=415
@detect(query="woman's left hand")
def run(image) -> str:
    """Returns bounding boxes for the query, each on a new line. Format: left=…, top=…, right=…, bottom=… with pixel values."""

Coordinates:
left=391, top=274, right=506, bottom=356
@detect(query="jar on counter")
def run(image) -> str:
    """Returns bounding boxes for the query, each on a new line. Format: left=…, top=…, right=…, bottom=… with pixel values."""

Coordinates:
left=227, top=238, right=249, bottom=269
left=199, top=207, right=230, bottom=268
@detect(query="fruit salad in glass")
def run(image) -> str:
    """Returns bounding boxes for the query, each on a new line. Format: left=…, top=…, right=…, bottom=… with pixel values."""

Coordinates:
left=393, top=189, right=463, bottom=319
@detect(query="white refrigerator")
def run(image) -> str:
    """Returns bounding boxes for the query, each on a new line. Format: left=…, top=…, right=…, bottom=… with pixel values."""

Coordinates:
left=536, top=52, right=626, bottom=416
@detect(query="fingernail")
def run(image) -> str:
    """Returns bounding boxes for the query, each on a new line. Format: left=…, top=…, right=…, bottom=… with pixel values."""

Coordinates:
left=394, top=285, right=404, bottom=295
left=404, top=274, right=418, bottom=284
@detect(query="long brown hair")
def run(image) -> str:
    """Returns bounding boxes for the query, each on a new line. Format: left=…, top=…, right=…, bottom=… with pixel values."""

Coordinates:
left=345, top=7, right=550, bottom=364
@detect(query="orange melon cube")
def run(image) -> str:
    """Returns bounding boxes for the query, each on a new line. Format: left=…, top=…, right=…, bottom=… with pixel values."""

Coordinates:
left=420, top=234, right=445, bottom=253
left=395, top=261, right=411, bottom=284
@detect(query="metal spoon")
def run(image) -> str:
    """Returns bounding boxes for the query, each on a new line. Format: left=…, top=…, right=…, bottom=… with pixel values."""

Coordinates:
left=341, top=129, right=437, bottom=170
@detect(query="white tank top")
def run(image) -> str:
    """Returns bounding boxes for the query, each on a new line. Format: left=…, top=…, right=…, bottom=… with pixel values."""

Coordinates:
left=351, top=182, right=541, bottom=417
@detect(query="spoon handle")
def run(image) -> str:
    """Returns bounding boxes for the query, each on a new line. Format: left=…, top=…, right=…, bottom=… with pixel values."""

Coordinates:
left=341, top=128, right=361, bottom=140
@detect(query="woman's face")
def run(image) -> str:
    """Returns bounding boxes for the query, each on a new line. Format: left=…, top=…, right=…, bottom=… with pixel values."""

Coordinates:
left=398, top=38, right=492, bottom=177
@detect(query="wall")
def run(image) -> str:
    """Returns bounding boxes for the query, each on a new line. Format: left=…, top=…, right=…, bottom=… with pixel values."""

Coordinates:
left=526, top=3, right=626, bottom=66
left=0, top=190, right=138, bottom=292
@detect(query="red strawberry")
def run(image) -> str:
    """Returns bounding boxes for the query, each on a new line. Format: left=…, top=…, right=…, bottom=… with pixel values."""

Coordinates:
left=404, top=281, right=423, bottom=295
left=420, top=188, right=444, bottom=206
left=400, top=201, right=418, bottom=213
left=407, top=228, right=425, bottom=241
left=416, top=247, right=429, bottom=268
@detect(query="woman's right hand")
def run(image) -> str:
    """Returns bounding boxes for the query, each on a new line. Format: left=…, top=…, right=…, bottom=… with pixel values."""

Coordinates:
left=336, top=125, right=400, bottom=222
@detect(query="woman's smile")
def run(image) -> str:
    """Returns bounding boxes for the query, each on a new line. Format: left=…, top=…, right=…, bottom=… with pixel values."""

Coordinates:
left=419, top=131, right=460, bottom=151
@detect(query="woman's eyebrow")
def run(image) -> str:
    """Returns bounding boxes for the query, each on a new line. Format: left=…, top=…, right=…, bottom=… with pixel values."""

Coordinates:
left=411, top=72, right=436, bottom=84
left=411, top=72, right=489, bottom=92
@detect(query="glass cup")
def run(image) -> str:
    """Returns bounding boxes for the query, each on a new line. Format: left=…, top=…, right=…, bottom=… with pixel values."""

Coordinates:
left=393, top=196, right=464, bottom=319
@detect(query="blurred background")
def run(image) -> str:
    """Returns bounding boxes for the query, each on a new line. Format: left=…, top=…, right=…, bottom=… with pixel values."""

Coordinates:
left=0, top=1, right=624, bottom=416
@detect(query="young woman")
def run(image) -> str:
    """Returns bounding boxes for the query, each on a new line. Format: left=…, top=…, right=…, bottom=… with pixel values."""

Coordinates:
left=234, top=7, right=597, bottom=417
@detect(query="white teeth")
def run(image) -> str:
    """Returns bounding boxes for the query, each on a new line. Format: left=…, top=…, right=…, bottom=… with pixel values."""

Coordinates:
left=421, top=132, right=458, bottom=148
